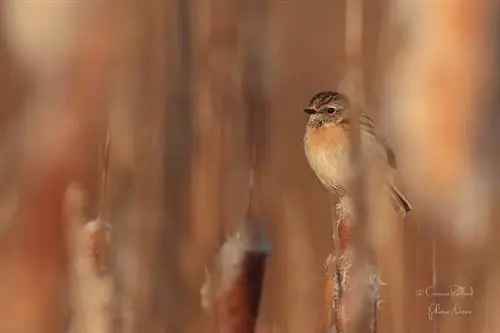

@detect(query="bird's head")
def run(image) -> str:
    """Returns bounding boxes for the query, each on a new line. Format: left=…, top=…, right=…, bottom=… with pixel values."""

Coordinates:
left=303, top=91, right=350, bottom=128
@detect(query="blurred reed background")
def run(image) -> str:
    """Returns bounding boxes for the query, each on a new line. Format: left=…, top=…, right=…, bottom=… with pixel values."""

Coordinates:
left=0, top=0, right=500, bottom=332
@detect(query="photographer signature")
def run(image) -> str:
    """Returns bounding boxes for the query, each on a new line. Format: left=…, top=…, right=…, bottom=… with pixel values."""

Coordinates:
left=427, top=303, right=472, bottom=320
left=415, top=284, right=474, bottom=298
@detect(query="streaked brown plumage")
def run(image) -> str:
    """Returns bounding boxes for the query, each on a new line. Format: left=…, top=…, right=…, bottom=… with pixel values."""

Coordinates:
left=303, top=91, right=412, bottom=217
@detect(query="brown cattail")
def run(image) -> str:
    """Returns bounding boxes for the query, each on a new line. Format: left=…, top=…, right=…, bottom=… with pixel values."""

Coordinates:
left=201, top=215, right=270, bottom=333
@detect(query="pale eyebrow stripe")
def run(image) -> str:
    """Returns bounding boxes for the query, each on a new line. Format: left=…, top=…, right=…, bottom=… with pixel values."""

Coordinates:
left=330, top=102, right=345, bottom=109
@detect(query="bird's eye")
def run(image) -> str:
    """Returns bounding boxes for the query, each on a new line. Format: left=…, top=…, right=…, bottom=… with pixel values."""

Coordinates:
left=327, top=107, right=336, bottom=114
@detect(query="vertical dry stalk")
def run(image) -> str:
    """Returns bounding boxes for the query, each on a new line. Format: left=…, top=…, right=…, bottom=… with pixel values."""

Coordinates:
left=324, top=1, right=381, bottom=333
left=387, top=1, right=495, bottom=333
left=241, top=0, right=268, bottom=191
left=112, top=0, right=172, bottom=330
left=481, top=5, right=500, bottom=332
left=323, top=198, right=350, bottom=333
left=64, top=184, right=113, bottom=333
left=200, top=1, right=271, bottom=331
left=201, top=217, right=270, bottom=333
left=324, top=197, right=380, bottom=333
left=91, top=131, right=112, bottom=278
left=344, top=0, right=366, bottom=218
left=0, top=2, right=117, bottom=332
left=188, top=0, right=237, bottom=271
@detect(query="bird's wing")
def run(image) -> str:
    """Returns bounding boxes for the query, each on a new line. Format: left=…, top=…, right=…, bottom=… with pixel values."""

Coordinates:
left=361, top=113, right=397, bottom=169
left=339, top=113, right=397, bottom=169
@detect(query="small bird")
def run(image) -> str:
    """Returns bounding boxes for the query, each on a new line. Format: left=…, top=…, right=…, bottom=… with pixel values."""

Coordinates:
left=303, top=91, right=412, bottom=217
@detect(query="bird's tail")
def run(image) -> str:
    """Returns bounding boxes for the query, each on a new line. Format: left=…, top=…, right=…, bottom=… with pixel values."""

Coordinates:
left=386, top=183, right=412, bottom=217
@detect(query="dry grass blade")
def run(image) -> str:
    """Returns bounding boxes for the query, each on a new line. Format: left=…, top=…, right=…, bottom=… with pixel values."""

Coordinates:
left=241, top=0, right=269, bottom=217
left=92, top=130, right=112, bottom=278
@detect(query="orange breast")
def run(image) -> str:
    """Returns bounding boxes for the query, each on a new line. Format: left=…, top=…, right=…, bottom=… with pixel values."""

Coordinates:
left=305, top=123, right=348, bottom=151
left=304, top=123, right=351, bottom=188
left=304, top=123, right=393, bottom=195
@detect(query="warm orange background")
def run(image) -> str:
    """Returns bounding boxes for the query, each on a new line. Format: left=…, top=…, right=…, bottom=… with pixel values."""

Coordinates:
left=0, top=0, right=498, bottom=332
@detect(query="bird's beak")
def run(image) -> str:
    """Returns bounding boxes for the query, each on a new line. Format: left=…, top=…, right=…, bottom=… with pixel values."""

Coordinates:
left=304, top=108, right=315, bottom=114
